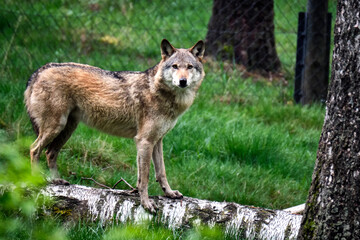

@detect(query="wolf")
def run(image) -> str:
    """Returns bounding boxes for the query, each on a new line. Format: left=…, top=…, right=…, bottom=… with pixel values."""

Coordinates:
left=24, top=39, right=205, bottom=212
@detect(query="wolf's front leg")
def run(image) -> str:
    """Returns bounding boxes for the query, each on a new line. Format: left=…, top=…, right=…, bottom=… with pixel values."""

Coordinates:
left=152, top=139, right=183, bottom=199
left=135, top=137, right=157, bottom=213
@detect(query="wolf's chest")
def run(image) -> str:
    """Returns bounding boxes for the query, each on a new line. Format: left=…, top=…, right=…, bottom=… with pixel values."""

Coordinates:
left=157, top=118, right=178, bottom=137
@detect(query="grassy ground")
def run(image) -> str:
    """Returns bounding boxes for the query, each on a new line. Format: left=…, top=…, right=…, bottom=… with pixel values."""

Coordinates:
left=0, top=0, right=337, bottom=239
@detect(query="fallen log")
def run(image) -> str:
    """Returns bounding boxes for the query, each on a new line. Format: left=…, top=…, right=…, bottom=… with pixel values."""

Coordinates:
left=42, top=184, right=302, bottom=239
left=283, top=203, right=306, bottom=215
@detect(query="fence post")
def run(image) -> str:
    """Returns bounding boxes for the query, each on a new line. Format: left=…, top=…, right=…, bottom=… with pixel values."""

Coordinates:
left=298, top=0, right=330, bottom=105
left=294, top=12, right=306, bottom=104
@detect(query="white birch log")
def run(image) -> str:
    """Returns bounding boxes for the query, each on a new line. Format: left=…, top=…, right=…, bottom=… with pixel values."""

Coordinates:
left=43, top=184, right=302, bottom=239
left=283, top=204, right=306, bottom=215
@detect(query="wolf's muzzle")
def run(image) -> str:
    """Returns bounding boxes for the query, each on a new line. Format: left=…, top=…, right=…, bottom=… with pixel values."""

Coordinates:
left=179, top=78, right=187, bottom=88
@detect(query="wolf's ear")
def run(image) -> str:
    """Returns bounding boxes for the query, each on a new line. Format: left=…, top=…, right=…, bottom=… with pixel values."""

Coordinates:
left=161, top=39, right=176, bottom=59
left=190, top=40, right=205, bottom=60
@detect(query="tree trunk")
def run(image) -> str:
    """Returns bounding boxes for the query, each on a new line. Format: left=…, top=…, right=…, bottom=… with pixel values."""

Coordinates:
left=205, top=0, right=281, bottom=74
left=300, top=0, right=330, bottom=105
left=42, top=184, right=302, bottom=239
left=298, top=1, right=360, bottom=238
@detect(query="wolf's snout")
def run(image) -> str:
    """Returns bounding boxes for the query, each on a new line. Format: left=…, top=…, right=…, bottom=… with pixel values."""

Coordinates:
left=179, top=78, right=187, bottom=88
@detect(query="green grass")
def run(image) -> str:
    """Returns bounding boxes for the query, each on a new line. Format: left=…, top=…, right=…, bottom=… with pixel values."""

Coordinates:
left=66, top=221, right=232, bottom=240
left=0, top=0, right=338, bottom=239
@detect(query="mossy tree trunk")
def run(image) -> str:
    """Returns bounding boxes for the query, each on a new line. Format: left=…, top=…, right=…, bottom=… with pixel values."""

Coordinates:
left=298, top=1, right=360, bottom=238
left=205, top=0, right=281, bottom=74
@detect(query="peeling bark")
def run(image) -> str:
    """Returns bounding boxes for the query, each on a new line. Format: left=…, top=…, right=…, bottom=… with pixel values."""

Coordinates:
left=42, top=184, right=302, bottom=239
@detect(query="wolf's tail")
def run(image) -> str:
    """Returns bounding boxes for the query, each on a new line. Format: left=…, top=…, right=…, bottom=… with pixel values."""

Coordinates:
left=25, top=65, right=50, bottom=136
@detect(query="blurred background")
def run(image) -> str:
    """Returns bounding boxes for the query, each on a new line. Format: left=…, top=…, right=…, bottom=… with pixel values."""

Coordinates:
left=1, top=0, right=335, bottom=77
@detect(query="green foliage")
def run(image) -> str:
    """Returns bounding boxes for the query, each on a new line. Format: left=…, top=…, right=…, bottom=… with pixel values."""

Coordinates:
left=104, top=224, right=173, bottom=240
left=0, top=134, right=68, bottom=240
left=66, top=222, right=229, bottom=240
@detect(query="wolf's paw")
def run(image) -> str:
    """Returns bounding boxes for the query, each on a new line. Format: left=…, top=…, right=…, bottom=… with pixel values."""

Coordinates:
left=165, top=190, right=183, bottom=199
left=141, top=198, right=157, bottom=213
left=51, top=178, right=70, bottom=186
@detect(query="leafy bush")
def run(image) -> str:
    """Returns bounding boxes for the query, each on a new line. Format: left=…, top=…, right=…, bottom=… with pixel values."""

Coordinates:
left=0, top=133, right=67, bottom=240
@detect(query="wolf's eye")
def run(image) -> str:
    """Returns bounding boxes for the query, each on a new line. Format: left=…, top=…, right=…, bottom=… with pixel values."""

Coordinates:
left=187, top=65, right=193, bottom=69
left=172, top=64, right=178, bottom=69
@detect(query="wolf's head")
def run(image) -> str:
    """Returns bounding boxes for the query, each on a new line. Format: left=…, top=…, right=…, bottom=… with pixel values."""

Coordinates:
left=158, top=39, right=205, bottom=91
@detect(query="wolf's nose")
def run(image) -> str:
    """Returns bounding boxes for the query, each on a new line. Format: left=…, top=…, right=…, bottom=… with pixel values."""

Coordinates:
left=179, top=78, right=187, bottom=88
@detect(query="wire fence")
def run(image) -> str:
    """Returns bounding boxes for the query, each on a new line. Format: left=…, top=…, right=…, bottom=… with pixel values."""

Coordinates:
left=1, top=1, right=336, bottom=86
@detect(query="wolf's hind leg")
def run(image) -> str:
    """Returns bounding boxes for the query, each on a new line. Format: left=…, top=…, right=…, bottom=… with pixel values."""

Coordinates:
left=152, top=139, right=183, bottom=199
left=30, top=136, right=43, bottom=169
left=46, top=112, right=79, bottom=184
left=30, top=123, right=65, bottom=175
left=29, top=111, right=69, bottom=177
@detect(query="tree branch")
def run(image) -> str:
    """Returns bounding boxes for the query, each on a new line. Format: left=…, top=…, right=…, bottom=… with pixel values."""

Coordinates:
left=80, top=177, right=136, bottom=191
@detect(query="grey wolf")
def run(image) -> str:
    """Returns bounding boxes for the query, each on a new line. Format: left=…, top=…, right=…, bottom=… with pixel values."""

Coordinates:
left=25, top=39, right=205, bottom=212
